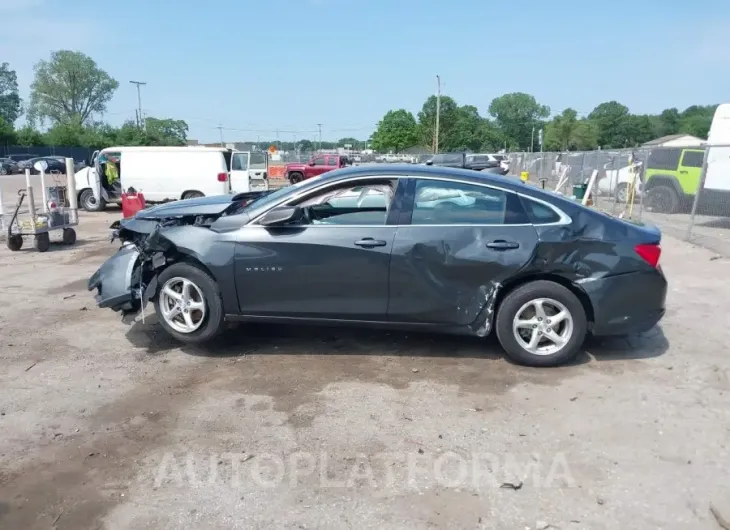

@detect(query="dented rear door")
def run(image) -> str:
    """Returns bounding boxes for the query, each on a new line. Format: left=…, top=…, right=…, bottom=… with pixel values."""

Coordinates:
left=387, top=177, right=538, bottom=326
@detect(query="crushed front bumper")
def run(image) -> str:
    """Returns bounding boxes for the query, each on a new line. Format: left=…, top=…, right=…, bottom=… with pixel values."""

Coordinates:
left=87, top=245, right=141, bottom=313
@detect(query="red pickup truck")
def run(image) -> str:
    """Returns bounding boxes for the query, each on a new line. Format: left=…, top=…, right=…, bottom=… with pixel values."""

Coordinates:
left=285, top=154, right=351, bottom=184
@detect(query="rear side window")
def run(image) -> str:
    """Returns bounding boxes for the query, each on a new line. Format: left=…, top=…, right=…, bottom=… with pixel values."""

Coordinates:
left=520, top=197, right=562, bottom=224
left=647, top=148, right=681, bottom=170
left=681, top=150, right=704, bottom=168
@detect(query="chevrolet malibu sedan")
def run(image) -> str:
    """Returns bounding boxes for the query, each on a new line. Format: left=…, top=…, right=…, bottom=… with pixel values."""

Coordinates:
left=89, top=165, right=667, bottom=367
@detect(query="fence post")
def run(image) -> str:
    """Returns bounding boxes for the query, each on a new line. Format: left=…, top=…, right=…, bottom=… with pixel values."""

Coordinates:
left=686, top=144, right=710, bottom=241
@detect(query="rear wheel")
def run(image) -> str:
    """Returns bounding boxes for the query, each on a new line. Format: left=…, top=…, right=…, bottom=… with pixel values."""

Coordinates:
left=496, top=281, right=587, bottom=367
left=79, top=188, right=106, bottom=212
left=62, top=228, right=76, bottom=245
left=289, top=172, right=303, bottom=185
left=615, top=183, right=629, bottom=204
left=647, top=184, right=679, bottom=214
left=0, top=167, right=7, bottom=175
left=154, top=262, right=225, bottom=344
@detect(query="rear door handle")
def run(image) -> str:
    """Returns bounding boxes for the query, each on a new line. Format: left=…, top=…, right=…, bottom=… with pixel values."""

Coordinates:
left=679, top=170, right=688, bottom=174
left=354, top=238, right=387, bottom=248
left=486, top=240, right=520, bottom=250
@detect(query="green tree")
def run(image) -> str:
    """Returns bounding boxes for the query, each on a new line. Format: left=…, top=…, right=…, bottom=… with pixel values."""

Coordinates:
left=371, top=109, right=419, bottom=153
left=15, top=125, right=44, bottom=146
left=543, top=109, right=598, bottom=151
left=678, top=105, right=716, bottom=139
left=488, top=92, right=549, bottom=150
left=297, top=139, right=314, bottom=151
left=0, top=117, right=17, bottom=145
left=587, top=101, right=630, bottom=148
left=417, top=95, right=459, bottom=152
left=29, top=50, right=119, bottom=126
left=44, top=121, right=86, bottom=146
left=337, top=137, right=359, bottom=147
left=145, top=117, right=188, bottom=145
left=478, top=120, right=506, bottom=152
left=657, top=108, right=681, bottom=136
left=0, top=63, right=22, bottom=124
left=448, top=105, right=485, bottom=152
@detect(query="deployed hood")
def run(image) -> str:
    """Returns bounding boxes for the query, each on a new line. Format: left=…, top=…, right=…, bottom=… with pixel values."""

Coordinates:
left=136, top=194, right=235, bottom=219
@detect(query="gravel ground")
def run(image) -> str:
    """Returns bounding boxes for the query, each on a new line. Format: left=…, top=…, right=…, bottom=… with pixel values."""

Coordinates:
left=0, top=211, right=729, bottom=530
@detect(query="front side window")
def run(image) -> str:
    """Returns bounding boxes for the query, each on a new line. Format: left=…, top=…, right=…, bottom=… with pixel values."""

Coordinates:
left=294, top=180, right=395, bottom=225
left=681, top=150, right=704, bottom=168
left=312, top=157, right=326, bottom=166
left=412, top=179, right=508, bottom=225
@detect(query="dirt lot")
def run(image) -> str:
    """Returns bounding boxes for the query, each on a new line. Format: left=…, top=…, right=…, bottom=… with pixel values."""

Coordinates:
left=1, top=211, right=730, bottom=530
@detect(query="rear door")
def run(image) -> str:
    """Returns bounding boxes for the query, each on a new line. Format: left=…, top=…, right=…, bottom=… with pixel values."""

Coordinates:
left=229, top=151, right=251, bottom=194
left=248, top=151, right=269, bottom=190
left=387, top=176, right=538, bottom=325
left=326, top=155, right=340, bottom=170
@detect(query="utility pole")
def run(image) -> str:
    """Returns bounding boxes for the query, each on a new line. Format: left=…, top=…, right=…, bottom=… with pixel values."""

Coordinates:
left=217, top=124, right=224, bottom=147
left=129, top=81, right=147, bottom=131
left=317, top=123, right=322, bottom=151
left=531, top=126, right=535, bottom=153
left=434, top=75, right=441, bottom=154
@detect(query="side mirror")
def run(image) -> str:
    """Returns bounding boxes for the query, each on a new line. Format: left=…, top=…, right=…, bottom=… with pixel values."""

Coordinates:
left=309, top=161, right=316, bottom=166
left=259, top=205, right=302, bottom=226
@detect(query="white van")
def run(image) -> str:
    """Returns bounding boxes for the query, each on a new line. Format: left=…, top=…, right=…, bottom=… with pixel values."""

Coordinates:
left=74, top=146, right=269, bottom=212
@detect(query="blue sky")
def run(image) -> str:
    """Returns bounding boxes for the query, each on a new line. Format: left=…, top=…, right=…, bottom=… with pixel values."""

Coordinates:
left=2, top=0, right=729, bottom=142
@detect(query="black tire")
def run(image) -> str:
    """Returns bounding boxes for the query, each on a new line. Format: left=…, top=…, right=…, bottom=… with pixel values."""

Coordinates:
left=79, top=188, right=106, bottom=212
left=153, top=262, right=225, bottom=344
left=289, top=172, right=303, bottom=184
left=0, top=167, right=7, bottom=175
left=615, top=183, right=629, bottom=204
left=647, top=184, right=679, bottom=214
left=34, top=232, right=50, bottom=253
left=182, top=190, right=204, bottom=200
left=62, top=228, right=76, bottom=245
left=495, top=280, right=587, bottom=367
left=6, top=235, right=22, bottom=251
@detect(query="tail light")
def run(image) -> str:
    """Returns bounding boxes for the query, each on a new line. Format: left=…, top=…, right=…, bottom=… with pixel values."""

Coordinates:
left=217, top=172, right=228, bottom=182
left=635, top=243, right=661, bottom=267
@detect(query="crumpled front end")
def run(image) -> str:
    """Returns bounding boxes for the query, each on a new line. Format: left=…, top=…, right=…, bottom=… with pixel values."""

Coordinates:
left=87, top=245, right=142, bottom=314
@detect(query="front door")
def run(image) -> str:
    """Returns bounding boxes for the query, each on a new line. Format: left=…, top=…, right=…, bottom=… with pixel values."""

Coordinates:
left=678, top=149, right=704, bottom=195
left=387, top=177, right=538, bottom=325
left=234, top=178, right=401, bottom=320
left=229, top=151, right=251, bottom=194
left=306, top=155, right=329, bottom=179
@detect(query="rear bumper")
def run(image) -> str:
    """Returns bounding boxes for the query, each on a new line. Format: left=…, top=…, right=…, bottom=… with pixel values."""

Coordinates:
left=581, top=268, right=667, bottom=336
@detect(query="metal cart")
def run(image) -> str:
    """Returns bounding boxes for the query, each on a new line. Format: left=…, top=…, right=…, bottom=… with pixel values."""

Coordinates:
left=0, top=158, right=80, bottom=253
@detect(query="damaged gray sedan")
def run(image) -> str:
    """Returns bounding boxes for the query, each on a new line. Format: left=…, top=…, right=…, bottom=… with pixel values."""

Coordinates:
left=89, top=165, right=667, bottom=366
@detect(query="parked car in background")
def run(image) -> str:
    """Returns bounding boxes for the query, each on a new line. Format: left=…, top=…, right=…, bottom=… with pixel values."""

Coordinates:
left=486, top=153, right=510, bottom=174
left=89, top=164, right=667, bottom=367
left=425, top=153, right=507, bottom=174
left=0, top=158, right=20, bottom=175
left=285, top=154, right=351, bottom=184
left=643, top=148, right=703, bottom=213
left=5, top=153, right=38, bottom=164
left=25, top=156, right=67, bottom=174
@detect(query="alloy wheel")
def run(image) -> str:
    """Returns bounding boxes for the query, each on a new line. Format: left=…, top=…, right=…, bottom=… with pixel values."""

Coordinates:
left=159, top=277, right=207, bottom=334
left=512, top=298, right=574, bottom=356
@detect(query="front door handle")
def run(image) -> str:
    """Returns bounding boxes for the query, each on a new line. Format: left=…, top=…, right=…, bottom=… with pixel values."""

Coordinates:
left=354, top=238, right=387, bottom=248
left=679, top=170, right=688, bottom=174
left=486, top=240, right=519, bottom=250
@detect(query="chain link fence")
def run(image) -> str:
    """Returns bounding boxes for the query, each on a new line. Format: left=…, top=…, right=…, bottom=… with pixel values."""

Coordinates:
left=504, top=145, right=730, bottom=256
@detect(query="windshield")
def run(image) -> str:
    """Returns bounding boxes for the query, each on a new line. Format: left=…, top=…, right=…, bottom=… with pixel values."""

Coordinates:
left=244, top=174, right=323, bottom=210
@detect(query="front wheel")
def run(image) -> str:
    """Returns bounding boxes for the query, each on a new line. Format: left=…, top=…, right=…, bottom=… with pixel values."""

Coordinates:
left=289, top=172, right=303, bottom=185
left=79, top=188, right=107, bottom=212
left=495, top=281, right=587, bottom=367
left=154, top=262, right=225, bottom=344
